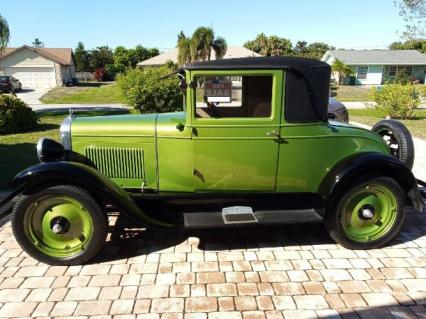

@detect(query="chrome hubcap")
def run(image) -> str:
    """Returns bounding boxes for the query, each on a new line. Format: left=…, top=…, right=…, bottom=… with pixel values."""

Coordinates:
left=50, top=217, right=70, bottom=235
left=358, top=204, right=375, bottom=220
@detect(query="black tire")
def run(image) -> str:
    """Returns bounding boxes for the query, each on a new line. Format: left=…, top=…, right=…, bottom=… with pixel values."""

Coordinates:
left=11, top=185, right=108, bottom=265
left=325, top=176, right=406, bottom=250
left=372, top=119, right=414, bottom=170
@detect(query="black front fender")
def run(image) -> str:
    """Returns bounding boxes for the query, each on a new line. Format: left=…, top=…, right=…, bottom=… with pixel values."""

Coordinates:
left=319, top=152, right=423, bottom=212
left=7, top=161, right=175, bottom=228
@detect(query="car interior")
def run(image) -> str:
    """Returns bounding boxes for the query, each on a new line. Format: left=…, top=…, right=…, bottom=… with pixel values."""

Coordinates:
left=195, top=75, right=272, bottom=118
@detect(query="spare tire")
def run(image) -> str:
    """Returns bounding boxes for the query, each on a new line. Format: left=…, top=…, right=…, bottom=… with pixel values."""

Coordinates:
left=372, top=119, right=414, bottom=170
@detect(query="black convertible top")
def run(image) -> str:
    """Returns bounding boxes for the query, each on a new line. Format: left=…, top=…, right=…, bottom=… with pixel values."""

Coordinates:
left=183, top=56, right=331, bottom=122
left=183, top=56, right=329, bottom=71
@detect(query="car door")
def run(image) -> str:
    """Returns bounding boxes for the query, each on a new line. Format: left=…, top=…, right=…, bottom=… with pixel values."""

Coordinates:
left=191, top=70, right=283, bottom=192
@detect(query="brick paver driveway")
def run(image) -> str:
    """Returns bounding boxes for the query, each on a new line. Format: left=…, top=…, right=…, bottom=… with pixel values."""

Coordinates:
left=0, top=206, right=425, bottom=318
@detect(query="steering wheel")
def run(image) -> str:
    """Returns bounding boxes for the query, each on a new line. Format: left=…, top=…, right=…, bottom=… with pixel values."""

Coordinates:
left=203, top=96, right=220, bottom=117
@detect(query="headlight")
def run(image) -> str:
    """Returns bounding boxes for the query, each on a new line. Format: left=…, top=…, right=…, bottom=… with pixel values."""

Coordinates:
left=60, top=116, right=73, bottom=150
left=37, top=138, right=65, bottom=163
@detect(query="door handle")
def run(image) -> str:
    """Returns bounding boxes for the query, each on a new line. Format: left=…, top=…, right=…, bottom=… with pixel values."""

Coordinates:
left=266, top=130, right=280, bottom=138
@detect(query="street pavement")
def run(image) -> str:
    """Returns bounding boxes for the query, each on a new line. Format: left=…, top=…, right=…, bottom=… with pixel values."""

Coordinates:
left=14, top=87, right=127, bottom=112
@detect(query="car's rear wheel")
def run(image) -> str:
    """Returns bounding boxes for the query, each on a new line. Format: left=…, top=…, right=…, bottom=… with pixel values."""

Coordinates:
left=325, top=176, right=406, bottom=249
left=12, top=185, right=108, bottom=265
left=372, top=120, right=414, bottom=170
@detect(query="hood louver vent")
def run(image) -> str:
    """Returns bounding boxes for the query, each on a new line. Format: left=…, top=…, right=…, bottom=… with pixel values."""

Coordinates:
left=85, top=146, right=145, bottom=179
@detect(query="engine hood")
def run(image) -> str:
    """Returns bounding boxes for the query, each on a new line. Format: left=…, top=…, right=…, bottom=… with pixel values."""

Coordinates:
left=70, top=113, right=157, bottom=137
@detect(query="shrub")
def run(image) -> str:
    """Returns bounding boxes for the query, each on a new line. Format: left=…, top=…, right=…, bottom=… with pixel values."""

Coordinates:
left=94, top=68, right=105, bottom=81
left=0, top=95, right=38, bottom=134
left=117, top=65, right=183, bottom=113
left=369, top=84, right=420, bottom=119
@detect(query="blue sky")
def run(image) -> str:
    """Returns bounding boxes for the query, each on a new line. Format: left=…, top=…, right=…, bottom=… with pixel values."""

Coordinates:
left=2, top=0, right=406, bottom=51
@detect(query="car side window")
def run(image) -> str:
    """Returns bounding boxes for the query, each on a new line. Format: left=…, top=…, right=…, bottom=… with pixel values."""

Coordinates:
left=194, top=75, right=272, bottom=118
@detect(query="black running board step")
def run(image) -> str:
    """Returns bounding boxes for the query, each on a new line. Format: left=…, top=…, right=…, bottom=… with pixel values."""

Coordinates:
left=183, top=209, right=322, bottom=229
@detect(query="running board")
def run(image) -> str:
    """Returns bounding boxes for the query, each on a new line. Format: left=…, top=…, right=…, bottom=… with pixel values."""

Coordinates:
left=183, top=207, right=322, bottom=229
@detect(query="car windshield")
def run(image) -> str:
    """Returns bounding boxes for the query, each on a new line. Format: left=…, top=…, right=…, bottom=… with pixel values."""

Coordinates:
left=0, top=76, right=8, bottom=83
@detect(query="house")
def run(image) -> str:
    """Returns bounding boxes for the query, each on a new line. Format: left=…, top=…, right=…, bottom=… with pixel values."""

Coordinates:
left=321, top=50, right=426, bottom=85
left=137, top=46, right=261, bottom=67
left=0, top=45, right=76, bottom=88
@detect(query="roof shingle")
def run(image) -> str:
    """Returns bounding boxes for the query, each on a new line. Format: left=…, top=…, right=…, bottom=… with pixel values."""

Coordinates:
left=0, top=45, right=74, bottom=65
left=322, top=49, right=426, bottom=65
left=138, top=46, right=261, bottom=66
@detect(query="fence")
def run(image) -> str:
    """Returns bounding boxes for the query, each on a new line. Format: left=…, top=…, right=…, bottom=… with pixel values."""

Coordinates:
left=76, top=72, right=95, bottom=82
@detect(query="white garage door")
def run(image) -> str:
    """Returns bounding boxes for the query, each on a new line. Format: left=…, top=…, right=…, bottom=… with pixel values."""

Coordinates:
left=4, top=67, right=56, bottom=89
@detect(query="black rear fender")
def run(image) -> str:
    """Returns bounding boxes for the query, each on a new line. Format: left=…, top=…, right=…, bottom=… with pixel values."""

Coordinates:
left=319, top=152, right=422, bottom=212
left=8, top=161, right=175, bottom=228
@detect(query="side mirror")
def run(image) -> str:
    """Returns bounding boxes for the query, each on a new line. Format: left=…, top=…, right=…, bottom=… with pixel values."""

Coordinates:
left=179, top=80, right=187, bottom=91
left=330, top=91, right=337, bottom=97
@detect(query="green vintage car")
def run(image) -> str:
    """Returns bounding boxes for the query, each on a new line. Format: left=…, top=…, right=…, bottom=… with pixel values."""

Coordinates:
left=2, top=57, right=424, bottom=265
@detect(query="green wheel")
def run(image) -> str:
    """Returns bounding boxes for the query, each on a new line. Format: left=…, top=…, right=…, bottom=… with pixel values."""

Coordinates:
left=326, top=177, right=406, bottom=249
left=12, top=185, right=108, bottom=265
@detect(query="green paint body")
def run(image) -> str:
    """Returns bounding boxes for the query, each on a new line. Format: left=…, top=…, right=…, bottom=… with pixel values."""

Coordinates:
left=71, top=69, right=389, bottom=194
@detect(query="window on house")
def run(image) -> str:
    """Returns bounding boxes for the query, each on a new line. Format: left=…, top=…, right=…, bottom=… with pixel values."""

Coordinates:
left=389, top=66, right=397, bottom=77
left=357, top=66, right=368, bottom=80
left=404, top=66, right=413, bottom=76
left=194, top=75, right=272, bottom=118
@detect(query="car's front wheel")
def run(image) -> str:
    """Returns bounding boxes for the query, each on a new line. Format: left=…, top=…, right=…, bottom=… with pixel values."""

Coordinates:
left=12, top=185, right=108, bottom=265
left=325, top=176, right=406, bottom=249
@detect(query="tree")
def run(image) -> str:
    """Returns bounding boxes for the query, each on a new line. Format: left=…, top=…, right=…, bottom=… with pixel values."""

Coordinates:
left=113, top=44, right=159, bottom=72
left=268, top=36, right=292, bottom=56
left=294, top=41, right=308, bottom=56
left=74, top=42, right=91, bottom=72
left=0, top=15, right=10, bottom=56
left=389, top=38, right=426, bottom=52
left=244, top=33, right=292, bottom=56
left=32, top=38, right=44, bottom=48
left=305, top=42, right=335, bottom=59
left=177, top=33, right=192, bottom=64
left=89, top=46, right=113, bottom=70
left=113, top=46, right=129, bottom=73
left=212, top=37, right=227, bottom=59
left=396, top=0, right=426, bottom=39
left=176, top=27, right=228, bottom=64
left=191, top=27, right=215, bottom=61
left=331, top=59, right=353, bottom=85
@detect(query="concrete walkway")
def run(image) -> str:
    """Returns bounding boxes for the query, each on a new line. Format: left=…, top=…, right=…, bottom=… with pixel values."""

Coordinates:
left=342, top=101, right=374, bottom=109
left=15, top=88, right=50, bottom=105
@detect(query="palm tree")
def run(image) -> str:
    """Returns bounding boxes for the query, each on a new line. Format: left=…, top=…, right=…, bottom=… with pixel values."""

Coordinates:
left=0, top=15, right=10, bottom=75
left=176, top=27, right=227, bottom=64
left=212, top=37, right=227, bottom=59
left=177, top=32, right=192, bottom=64
left=257, top=33, right=269, bottom=56
left=331, top=59, right=353, bottom=85
left=191, top=27, right=214, bottom=61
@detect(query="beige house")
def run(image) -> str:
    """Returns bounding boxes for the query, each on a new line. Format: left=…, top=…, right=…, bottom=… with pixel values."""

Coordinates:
left=0, top=45, right=76, bottom=88
left=138, top=46, right=262, bottom=67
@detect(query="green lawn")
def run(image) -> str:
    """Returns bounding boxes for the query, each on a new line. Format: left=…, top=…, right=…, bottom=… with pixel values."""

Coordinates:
left=40, top=82, right=123, bottom=104
left=349, top=108, right=426, bottom=139
left=332, top=85, right=372, bottom=102
left=0, top=110, right=129, bottom=190
left=0, top=116, right=63, bottom=190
